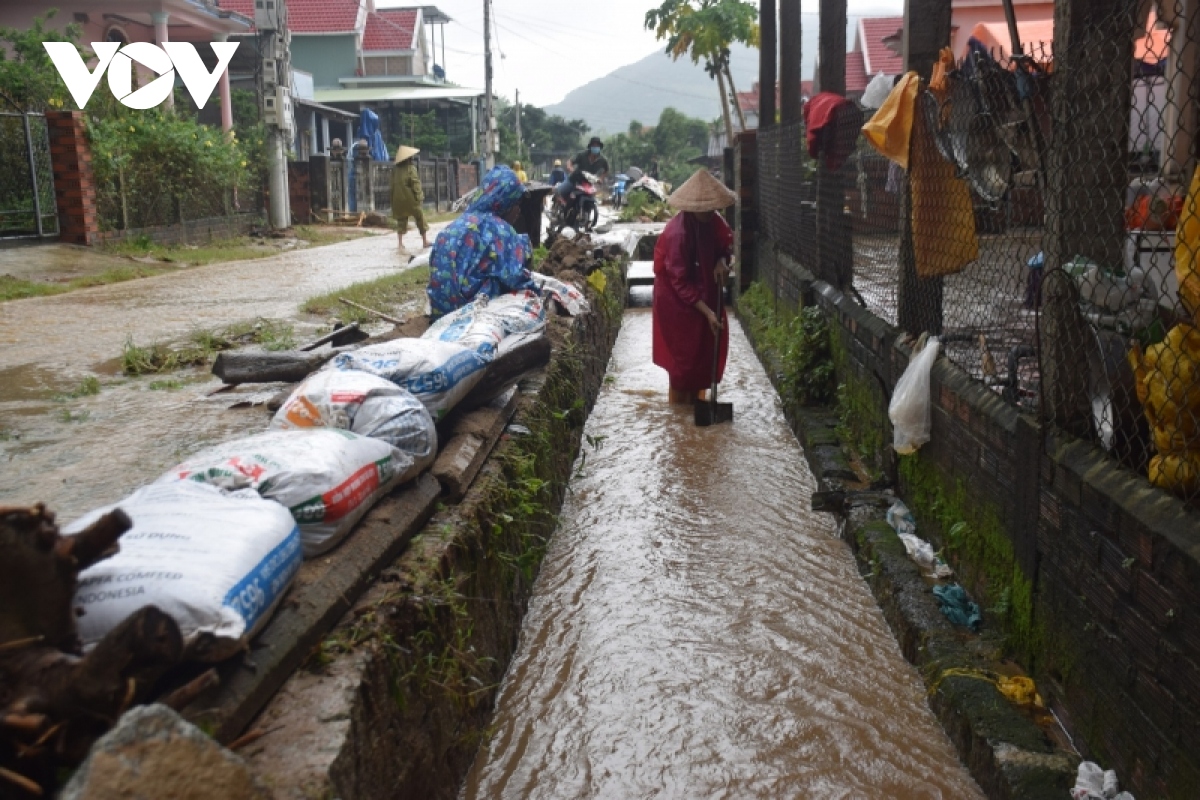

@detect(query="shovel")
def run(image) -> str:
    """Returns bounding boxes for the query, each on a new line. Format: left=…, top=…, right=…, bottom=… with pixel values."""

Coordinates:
left=695, top=279, right=733, bottom=427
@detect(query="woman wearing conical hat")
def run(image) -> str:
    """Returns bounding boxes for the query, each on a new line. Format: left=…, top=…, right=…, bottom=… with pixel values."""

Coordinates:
left=652, top=169, right=737, bottom=405
left=391, top=144, right=429, bottom=252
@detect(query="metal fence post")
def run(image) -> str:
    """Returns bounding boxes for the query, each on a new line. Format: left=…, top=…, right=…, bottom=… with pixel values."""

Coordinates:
left=815, top=0, right=852, bottom=291
left=21, top=114, right=44, bottom=237
left=896, top=0, right=952, bottom=334
left=779, top=0, right=802, bottom=126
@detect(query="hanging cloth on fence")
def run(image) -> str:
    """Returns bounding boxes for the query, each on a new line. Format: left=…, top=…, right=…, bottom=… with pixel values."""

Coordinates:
left=911, top=77, right=978, bottom=277
left=862, top=72, right=919, bottom=170
left=804, top=92, right=857, bottom=170
left=1174, top=164, right=1200, bottom=322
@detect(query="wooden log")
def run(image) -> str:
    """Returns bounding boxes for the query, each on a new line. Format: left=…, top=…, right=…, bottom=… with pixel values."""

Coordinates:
left=211, top=349, right=344, bottom=385
left=455, top=336, right=552, bottom=413
left=299, top=322, right=362, bottom=351
left=432, top=388, right=520, bottom=501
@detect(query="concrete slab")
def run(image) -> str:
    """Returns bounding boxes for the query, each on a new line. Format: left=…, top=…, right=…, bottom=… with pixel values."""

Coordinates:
left=627, top=260, right=654, bottom=286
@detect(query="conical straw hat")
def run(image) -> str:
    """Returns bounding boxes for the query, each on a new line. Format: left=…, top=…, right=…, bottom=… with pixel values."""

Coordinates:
left=667, top=168, right=737, bottom=212
left=394, top=145, right=420, bottom=163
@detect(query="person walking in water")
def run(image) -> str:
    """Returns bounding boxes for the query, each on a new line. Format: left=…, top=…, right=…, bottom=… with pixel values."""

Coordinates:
left=652, top=169, right=737, bottom=405
left=391, top=145, right=429, bottom=252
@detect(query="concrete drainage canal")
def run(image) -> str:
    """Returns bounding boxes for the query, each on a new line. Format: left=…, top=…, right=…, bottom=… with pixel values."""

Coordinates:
left=461, top=298, right=985, bottom=797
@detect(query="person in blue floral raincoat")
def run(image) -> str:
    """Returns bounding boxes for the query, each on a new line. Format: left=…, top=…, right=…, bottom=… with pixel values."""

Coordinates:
left=427, top=166, right=537, bottom=317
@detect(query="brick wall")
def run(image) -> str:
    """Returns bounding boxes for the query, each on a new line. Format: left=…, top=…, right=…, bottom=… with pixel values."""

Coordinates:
left=94, top=214, right=256, bottom=247
left=46, top=110, right=98, bottom=245
left=757, top=246, right=1200, bottom=798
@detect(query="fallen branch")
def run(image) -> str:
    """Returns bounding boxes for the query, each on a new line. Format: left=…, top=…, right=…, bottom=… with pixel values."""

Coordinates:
left=160, top=668, right=219, bottom=712
left=338, top=298, right=406, bottom=325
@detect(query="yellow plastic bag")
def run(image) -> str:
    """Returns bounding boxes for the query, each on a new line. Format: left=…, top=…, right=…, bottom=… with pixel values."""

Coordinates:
left=1150, top=451, right=1200, bottom=493
left=862, top=72, right=920, bottom=170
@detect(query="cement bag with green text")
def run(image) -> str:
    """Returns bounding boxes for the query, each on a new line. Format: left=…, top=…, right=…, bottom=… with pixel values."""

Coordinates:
left=326, top=339, right=491, bottom=419
left=157, top=429, right=411, bottom=557
left=66, top=481, right=302, bottom=662
left=269, top=369, right=437, bottom=474
left=889, top=336, right=940, bottom=454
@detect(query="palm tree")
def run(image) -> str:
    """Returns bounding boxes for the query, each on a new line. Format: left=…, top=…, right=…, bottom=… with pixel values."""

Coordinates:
left=645, top=0, right=758, bottom=142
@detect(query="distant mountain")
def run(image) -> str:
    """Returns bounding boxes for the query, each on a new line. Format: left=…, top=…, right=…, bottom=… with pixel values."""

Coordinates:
left=545, top=14, right=856, bottom=136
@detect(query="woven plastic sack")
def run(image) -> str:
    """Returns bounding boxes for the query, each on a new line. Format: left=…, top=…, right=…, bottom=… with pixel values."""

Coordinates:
left=270, top=369, right=436, bottom=473
left=66, top=481, right=302, bottom=662
left=157, top=429, right=411, bottom=557
left=530, top=270, right=590, bottom=316
left=327, top=338, right=491, bottom=419
left=422, top=290, right=545, bottom=356
left=889, top=336, right=940, bottom=454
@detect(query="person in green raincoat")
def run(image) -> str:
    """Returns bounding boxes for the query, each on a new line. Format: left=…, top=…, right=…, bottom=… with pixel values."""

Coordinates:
left=391, top=145, right=429, bottom=251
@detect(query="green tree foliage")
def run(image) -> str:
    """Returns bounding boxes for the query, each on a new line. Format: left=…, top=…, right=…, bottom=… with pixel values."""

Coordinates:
left=0, top=10, right=81, bottom=111
left=388, top=110, right=449, bottom=156
left=645, top=0, right=759, bottom=139
left=603, top=106, right=715, bottom=188
left=495, top=97, right=589, bottom=167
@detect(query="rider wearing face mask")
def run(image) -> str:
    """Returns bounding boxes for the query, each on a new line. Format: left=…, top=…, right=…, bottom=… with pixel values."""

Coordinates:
left=569, top=136, right=610, bottom=183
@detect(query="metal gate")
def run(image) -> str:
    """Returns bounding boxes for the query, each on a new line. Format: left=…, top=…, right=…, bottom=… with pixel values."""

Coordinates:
left=0, top=110, right=58, bottom=239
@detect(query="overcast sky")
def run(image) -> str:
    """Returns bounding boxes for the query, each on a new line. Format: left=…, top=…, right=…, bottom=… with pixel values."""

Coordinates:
left=380, top=0, right=903, bottom=107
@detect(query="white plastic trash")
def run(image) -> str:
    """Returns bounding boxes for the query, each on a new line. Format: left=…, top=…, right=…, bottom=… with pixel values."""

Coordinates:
left=889, top=336, right=940, bottom=454
left=270, top=369, right=437, bottom=474
left=157, top=429, right=411, bottom=557
left=530, top=270, right=590, bottom=316
left=66, top=482, right=302, bottom=661
left=1071, top=760, right=1135, bottom=800
left=327, top=338, right=491, bottom=419
left=861, top=72, right=893, bottom=110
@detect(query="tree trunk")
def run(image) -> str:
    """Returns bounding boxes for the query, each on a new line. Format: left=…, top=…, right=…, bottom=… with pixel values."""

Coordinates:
left=714, top=67, right=735, bottom=146
left=724, top=66, right=748, bottom=133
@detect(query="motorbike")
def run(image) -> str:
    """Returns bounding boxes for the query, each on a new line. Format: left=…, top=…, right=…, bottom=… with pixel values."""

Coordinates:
left=550, top=171, right=599, bottom=234
left=611, top=174, right=629, bottom=208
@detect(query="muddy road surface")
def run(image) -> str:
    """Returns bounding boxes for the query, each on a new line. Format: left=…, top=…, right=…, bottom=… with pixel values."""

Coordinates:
left=463, top=307, right=984, bottom=799
left=0, top=228, right=434, bottom=519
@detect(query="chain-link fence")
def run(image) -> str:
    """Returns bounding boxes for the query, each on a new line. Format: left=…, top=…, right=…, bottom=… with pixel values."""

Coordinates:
left=755, top=4, right=1200, bottom=505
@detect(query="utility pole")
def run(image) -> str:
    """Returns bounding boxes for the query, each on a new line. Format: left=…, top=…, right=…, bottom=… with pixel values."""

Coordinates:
left=515, top=88, right=522, bottom=162
left=256, top=0, right=292, bottom=229
left=483, top=0, right=496, bottom=168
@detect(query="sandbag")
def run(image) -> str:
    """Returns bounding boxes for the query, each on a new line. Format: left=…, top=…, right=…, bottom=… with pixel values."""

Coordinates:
left=327, top=338, right=491, bottom=420
left=66, top=482, right=302, bottom=662
left=270, top=369, right=437, bottom=473
left=422, top=290, right=546, bottom=355
left=158, top=429, right=411, bottom=556
left=530, top=270, right=590, bottom=316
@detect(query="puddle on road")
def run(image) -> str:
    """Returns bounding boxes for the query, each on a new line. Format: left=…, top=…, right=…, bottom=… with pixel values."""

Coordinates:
left=0, top=367, right=277, bottom=521
left=463, top=308, right=984, bottom=799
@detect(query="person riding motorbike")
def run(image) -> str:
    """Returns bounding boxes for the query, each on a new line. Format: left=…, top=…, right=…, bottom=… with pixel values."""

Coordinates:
left=549, top=159, right=567, bottom=186
left=556, top=137, right=609, bottom=207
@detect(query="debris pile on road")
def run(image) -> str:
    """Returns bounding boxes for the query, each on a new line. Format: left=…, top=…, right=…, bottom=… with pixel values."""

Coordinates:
left=540, top=234, right=625, bottom=279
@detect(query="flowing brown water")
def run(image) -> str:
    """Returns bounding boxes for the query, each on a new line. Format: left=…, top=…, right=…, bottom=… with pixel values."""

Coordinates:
left=463, top=307, right=984, bottom=799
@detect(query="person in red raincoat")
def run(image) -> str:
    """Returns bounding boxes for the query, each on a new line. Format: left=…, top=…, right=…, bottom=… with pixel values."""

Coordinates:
left=652, top=169, right=738, bottom=405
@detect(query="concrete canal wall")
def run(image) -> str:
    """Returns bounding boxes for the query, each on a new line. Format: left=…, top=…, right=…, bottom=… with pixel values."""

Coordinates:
left=740, top=248, right=1200, bottom=799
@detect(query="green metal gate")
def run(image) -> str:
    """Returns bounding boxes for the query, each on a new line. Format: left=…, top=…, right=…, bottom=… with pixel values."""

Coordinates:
left=0, top=110, right=58, bottom=239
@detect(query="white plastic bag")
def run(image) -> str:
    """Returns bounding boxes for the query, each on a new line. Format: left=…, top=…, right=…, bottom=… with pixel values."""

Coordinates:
left=327, top=338, right=491, bottom=419
left=1071, top=760, right=1134, bottom=800
left=270, top=369, right=437, bottom=472
left=157, top=429, right=411, bottom=557
left=889, top=336, right=940, bottom=454
left=530, top=270, right=590, bottom=316
left=66, top=482, right=302, bottom=661
left=861, top=72, right=893, bottom=110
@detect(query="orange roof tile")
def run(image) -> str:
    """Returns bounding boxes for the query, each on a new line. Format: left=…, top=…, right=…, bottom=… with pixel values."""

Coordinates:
left=218, top=0, right=362, bottom=34
left=364, top=9, right=418, bottom=51
left=860, top=17, right=904, bottom=75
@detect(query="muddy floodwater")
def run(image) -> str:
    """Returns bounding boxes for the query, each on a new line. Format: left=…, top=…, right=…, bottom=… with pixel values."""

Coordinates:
left=463, top=306, right=984, bottom=799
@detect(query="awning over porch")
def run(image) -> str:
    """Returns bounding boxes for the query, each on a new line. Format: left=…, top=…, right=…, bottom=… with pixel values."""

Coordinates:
left=313, top=86, right=485, bottom=105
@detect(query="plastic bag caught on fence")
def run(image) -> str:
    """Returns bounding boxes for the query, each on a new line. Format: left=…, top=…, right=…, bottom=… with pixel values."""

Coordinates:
left=66, top=481, right=302, bottom=662
left=327, top=338, right=491, bottom=419
left=889, top=336, right=940, bottom=454
left=157, top=429, right=411, bottom=557
left=270, top=369, right=437, bottom=472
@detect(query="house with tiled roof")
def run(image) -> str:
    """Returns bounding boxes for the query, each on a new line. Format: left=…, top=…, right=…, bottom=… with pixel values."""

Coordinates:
left=842, top=16, right=905, bottom=101
left=734, top=81, right=812, bottom=129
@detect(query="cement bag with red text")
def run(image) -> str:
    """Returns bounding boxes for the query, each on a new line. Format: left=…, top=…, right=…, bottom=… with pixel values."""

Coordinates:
left=889, top=336, right=940, bottom=454
left=326, top=339, right=491, bottom=419
left=66, top=481, right=302, bottom=662
left=157, top=429, right=411, bottom=557
left=269, top=369, right=437, bottom=474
